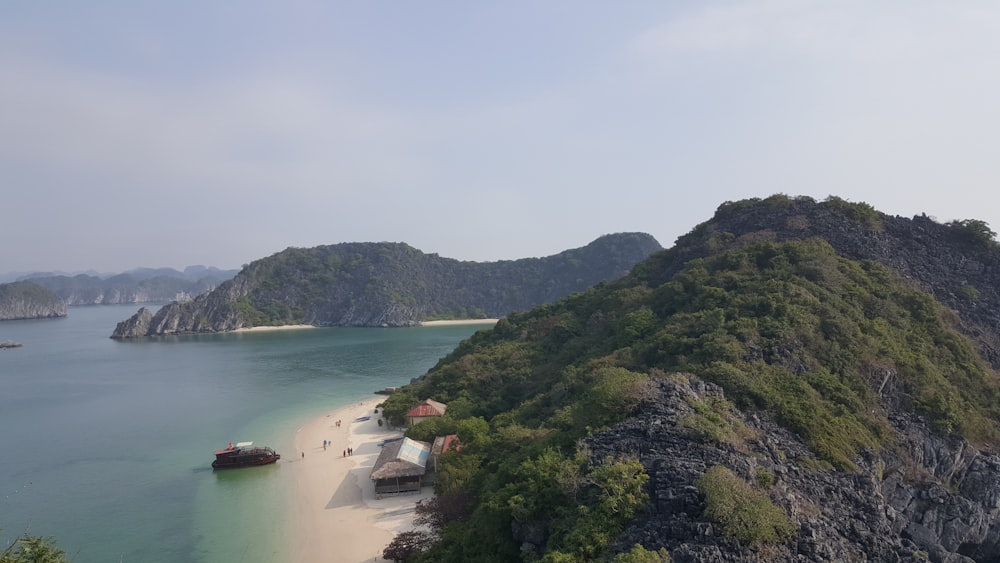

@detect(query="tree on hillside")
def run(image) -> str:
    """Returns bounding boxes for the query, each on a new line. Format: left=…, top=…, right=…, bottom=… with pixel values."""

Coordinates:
left=1, top=534, right=66, bottom=563
left=948, top=219, right=997, bottom=245
left=382, top=530, right=433, bottom=563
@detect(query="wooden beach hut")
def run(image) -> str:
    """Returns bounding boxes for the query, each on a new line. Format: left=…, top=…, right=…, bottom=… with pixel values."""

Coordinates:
left=405, top=398, right=447, bottom=426
left=370, top=437, right=431, bottom=498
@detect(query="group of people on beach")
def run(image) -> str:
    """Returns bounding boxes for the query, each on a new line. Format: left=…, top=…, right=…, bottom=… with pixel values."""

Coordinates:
left=300, top=416, right=362, bottom=460
left=318, top=435, right=353, bottom=457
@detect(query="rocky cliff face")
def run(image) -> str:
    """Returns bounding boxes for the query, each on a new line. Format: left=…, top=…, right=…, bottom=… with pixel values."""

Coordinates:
left=0, top=281, right=67, bottom=320
left=588, top=375, right=1000, bottom=562
left=111, top=307, right=153, bottom=338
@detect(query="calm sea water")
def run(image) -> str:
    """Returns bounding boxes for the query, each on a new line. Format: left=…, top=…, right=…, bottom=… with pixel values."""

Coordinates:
left=0, top=305, right=487, bottom=563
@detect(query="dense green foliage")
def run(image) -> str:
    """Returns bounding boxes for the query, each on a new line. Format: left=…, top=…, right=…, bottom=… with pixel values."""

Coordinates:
left=947, top=219, right=997, bottom=246
left=822, top=196, right=882, bottom=230
left=638, top=239, right=999, bottom=467
left=0, top=282, right=62, bottom=307
left=0, top=534, right=66, bottom=563
left=230, top=234, right=661, bottom=326
left=696, top=466, right=795, bottom=545
left=0, top=281, right=65, bottom=319
left=381, top=229, right=1000, bottom=560
left=612, top=545, right=671, bottom=562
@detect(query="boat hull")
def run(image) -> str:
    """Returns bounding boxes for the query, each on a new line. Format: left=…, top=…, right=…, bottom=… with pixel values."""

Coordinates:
left=212, top=444, right=280, bottom=469
left=211, top=455, right=280, bottom=469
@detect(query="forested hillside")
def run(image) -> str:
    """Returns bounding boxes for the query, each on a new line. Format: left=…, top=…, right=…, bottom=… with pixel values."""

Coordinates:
left=379, top=195, right=1000, bottom=562
left=0, top=281, right=67, bottom=320
left=111, top=233, right=662, bottom=336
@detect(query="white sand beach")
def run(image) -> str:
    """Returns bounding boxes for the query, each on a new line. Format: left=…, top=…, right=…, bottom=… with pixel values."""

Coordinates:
left=420, top=319, right=499, bottom=326
left=288, top=397, right=431, bottom=563
left=232, top=324, right=316, bottom=333
left=232, top=320, right=498, bottom=331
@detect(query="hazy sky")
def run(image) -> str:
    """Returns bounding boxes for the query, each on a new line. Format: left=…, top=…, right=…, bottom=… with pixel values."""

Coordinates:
left=3, top=1, right=999, bottom=274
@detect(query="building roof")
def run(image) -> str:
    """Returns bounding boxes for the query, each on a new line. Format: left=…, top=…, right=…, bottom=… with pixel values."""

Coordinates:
left=370, top=437, right=431, bottom=480
left=405, top=398, right=448, bottom=418
left=431, top=434, right=461, bottom=455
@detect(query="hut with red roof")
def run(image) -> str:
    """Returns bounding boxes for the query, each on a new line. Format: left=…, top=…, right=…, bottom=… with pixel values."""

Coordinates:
left=405, top=398, right=447, bottom=426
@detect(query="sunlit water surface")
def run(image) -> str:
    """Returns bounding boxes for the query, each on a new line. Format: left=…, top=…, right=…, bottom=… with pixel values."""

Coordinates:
left=0, top=305, right=487, bottom=562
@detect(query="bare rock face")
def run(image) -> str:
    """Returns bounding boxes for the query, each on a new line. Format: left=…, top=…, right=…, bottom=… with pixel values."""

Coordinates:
left=586, top=375, right=1000, bottom=562
left=111, top=281, right=252, bottom=338
left=111, top=307, right=154, bottom=338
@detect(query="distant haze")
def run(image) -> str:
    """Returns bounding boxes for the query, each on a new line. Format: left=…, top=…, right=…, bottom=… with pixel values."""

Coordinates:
left=3, top=2, right=1000, bottom=273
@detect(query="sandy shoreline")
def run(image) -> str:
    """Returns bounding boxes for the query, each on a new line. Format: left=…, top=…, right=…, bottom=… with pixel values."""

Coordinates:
left=233, top=320, right=497, bottom=332
left=419, top=319, right=498, bottom=326
left=232, top=324, right=316, bottom=333
left=288, top=397, right=431, bottom=563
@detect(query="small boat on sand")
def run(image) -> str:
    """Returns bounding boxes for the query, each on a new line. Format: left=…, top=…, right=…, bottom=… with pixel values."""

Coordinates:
left=212, top=441, right=280, bottom=469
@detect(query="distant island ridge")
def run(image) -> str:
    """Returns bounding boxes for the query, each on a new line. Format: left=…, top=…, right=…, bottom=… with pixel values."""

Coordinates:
left=111, top=233, right=662, bottom=337
left=0, top=265, right=240, bottom=322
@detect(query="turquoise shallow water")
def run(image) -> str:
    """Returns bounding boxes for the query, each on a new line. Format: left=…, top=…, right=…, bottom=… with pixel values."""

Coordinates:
left=0, top=305, right=487, bottom=562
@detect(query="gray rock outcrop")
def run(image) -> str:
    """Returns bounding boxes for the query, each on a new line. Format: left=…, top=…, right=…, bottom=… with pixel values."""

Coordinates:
left=111, top=307, right=154, bottom=339
left=590, top=375, right=1000, bottom=562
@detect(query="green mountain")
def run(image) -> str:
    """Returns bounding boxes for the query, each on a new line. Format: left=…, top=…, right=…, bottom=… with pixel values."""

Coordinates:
left=378, top=195, right=1000, bottom=562
left=111, top=233, right=662, bottom=337
left=0, top=281, right=67, bottom=320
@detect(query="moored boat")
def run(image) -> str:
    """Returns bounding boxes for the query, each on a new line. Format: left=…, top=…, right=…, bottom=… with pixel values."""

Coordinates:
left=212, top=441, right=280, bottom=469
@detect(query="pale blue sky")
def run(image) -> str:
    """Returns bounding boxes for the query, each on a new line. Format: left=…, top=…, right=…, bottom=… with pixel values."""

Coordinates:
left=3, top=1, right=999, bottom=274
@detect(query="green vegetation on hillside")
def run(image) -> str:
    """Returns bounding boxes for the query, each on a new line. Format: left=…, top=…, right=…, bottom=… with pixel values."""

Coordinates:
left=947, top=219, right=998, bottom=246
left=0, top=281, right=65, bottom=319
left=0, top=281, right=61, bottom=306
left=230, top=234, right=662, bottom=327
left=696, top=465, right=794, bottom=545
left=380, top=235, right=1000, bottom=561
left=0, top=534, right=66, bottom=563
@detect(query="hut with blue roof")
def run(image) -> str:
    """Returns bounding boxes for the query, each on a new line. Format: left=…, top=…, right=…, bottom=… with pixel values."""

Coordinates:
left=370, top=437, right=432, bottom=498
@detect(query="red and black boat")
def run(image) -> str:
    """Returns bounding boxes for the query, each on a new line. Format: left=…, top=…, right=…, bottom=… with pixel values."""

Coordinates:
left=212, top=441, right=280, bottom=469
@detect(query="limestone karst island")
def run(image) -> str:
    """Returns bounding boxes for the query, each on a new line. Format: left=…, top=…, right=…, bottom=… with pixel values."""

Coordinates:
left=10, top=195, right=1000, bottom=562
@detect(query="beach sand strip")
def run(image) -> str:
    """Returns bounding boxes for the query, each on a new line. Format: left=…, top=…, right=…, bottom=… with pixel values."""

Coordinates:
left=288, top=397, right=431, bottom=563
